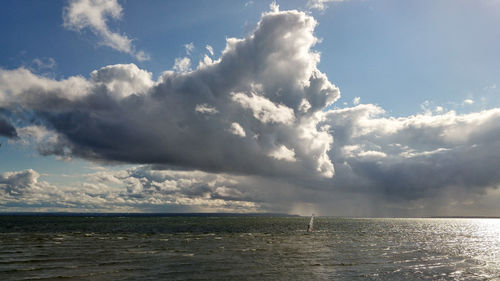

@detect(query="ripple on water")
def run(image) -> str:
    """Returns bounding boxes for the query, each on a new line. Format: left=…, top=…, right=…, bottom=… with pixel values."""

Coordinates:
left=1, top=217, right=500, bottom=280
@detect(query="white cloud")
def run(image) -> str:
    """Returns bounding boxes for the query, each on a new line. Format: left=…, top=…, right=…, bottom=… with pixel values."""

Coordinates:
left=135, top=51, right=150, bottom=61
left=299, top=98, right=312, bottom=113
left=483, top=84, right=496, bottom=91
left=205, top=44, right=214, bottom=56
left=232, top=92, right=295, bottom=125
left=90, top=63, right=154, bottom=99
left=197, top=55, right=214, bottom=69
left=420, top=100, right=431, bottom=111
left=341, top=144, right=386, bottom=160
left=307, top=0, right=346, bottom=11
left=0, top=169, right=41, bottom=196
left=353, top=96, right=360, bottom=105
left=229, top=122, right=246, bottom=137
left=269, top=1, right=279, bottom=13
left=63, top=0, right=149, bottom=61
left=15, top=125, right=59, bottom=145
left=269, top=145, right=296, bottom=162
left=400, top=147, right=450, bottom=159
left=173, top=57, right=191, bottom=72
left=184, top=42, right=195, bottom=55
left=0, top=167, right=261, bottom=213
left=195, top=104, right=218, bottom=115
left=463, top=99, right=474, bottom=105
left=0, top=67, right=91, bottom=105
left=357, top=150, right=387, bottom=159
left=31, top=57, right=56, bottom=71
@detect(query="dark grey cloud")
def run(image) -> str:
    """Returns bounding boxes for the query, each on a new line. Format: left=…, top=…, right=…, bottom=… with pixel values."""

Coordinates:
left=323, top=105, right=500, bottom=205
left=0, top=117, right=17, bottom=138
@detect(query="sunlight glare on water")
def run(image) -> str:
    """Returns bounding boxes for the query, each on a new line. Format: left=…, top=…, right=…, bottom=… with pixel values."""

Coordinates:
left=1, top=216, right=500, bottom=280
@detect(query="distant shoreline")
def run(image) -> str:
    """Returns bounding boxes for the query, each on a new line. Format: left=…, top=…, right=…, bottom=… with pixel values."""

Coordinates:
left=0, top=212, right=300, bottom=217
left=0, top=212, right=498, bottom=218
left=427, top=216, right=500, bottom=219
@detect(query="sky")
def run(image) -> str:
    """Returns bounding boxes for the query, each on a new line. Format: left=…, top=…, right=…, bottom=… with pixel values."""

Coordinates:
left=1, top=0, right=500, bottom=216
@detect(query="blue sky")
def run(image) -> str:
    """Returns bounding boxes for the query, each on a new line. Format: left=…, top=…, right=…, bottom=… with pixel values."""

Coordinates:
left=3, top=0, right=499, bottom=114
left=1, top=0, right=500, bottom=216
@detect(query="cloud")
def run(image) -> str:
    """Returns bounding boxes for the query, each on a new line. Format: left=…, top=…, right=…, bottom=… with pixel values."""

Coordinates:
left=0, top=169, right=41, bottom=196
left=5, top=6, right=500, bottom=216
left=483, top=84, right=496, bottom=91
left=229, top=122, right=246, bottom=137
left=184, top=42, right=195, bottom=55
left=269, top=145, right=296, bottom=162
left=0, top=8, right=339, bottom=182
left=231, top=92, right=295, bottom=125
left=205, top=45, right=214, bottom=56
left=323, top=104, right=500, bottom=207
left=0, top=117, right=17, bottom=138
left=63, top=0, right=149, bottom=61
left=195, top=104, right=218, bottom=115
left=463, top=99, right=474, bottom=105
left=307, top=0, right=346, bottom=11
left=31, top=58, right=56, bottom=71
left=6, top=99, right=500, bottom=216
left=90, top=63, right=154, bottom=99
left=0, top=164, right=348, bottom=214
left=172, top=57, right=191, bottom=72
left=353, top=96, right=360, bottom=105
left=0, top=167, right=261, bottom=213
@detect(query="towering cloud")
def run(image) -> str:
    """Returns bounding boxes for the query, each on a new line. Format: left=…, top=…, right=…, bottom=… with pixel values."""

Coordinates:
left=0, top=7, right=339, bottom=181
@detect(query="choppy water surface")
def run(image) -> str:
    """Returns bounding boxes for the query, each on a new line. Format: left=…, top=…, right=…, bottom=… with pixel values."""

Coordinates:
left=1, top=216, right=499, bottom=280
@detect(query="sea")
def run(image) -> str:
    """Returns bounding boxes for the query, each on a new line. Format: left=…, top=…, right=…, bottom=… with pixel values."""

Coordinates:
left=0, top=215, right=499, bottom=280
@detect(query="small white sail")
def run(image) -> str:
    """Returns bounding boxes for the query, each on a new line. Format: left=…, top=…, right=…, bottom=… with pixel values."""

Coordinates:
left=307, top=214, right=315, bottom=232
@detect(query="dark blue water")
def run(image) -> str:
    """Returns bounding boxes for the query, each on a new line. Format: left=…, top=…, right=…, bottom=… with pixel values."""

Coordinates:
left=1, top=216, right=499, bottom=280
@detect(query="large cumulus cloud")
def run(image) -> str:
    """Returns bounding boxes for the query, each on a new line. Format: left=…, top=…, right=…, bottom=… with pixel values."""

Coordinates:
left=0, top=7, right=338, bottom=181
